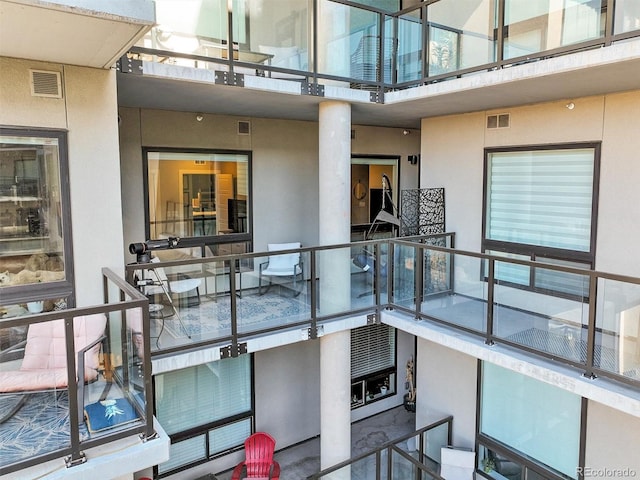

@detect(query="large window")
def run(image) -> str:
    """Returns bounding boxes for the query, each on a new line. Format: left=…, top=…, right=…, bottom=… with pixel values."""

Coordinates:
left=479, top=362, right=583, bottom=479
left=145, top=149, right=251, bottom=246
left=0, top=128, right=73, bottom=309
left=155, top=355, right=253, bottom=476
left=483, top=143, right=599, bottom=293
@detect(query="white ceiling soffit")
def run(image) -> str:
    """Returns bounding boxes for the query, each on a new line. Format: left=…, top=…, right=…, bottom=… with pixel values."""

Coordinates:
left=0, top=0, right=155, bottom=69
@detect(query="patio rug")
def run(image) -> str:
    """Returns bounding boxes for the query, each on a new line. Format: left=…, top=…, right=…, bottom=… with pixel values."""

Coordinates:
left=162, top=291, right=311, bottom=339
left=0, top=391, right=89, bottom=468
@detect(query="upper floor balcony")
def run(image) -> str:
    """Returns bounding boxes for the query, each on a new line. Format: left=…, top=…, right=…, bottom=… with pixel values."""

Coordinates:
left=1, top=234, right=639, bottom=476
left=117, top=0, right=640, bottom=127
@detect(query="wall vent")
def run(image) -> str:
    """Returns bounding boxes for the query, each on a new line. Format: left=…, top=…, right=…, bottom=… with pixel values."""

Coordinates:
left=237, top=121, right=251, bottom=135
left=30, top=70, right=62, bottom=98
left=487, top=113, right=510, bottom=129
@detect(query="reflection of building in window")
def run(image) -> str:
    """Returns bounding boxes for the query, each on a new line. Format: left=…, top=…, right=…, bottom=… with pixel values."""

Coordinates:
left=0, top=130, right=68, bottom=296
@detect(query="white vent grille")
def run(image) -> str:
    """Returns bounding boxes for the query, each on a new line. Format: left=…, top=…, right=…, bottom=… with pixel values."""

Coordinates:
left=237, top=121, right=251, bottom=135
left=30, top=70, right=62, bottom=98
left=487, top=113, right=510, bottom=129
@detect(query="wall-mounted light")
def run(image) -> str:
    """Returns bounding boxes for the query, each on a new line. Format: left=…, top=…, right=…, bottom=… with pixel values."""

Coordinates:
left=565, top=102, right=575, bottom=110
left=196, top=113, right=204, bottom=122
left=408, top=155, right=420, bottom=165
left=403, top=129, right=411, bottom=136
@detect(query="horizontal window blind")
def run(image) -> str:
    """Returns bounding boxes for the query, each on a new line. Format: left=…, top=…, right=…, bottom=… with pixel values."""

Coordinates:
left=159, top=435, right=206, bottom=474
left=209, top=418, right=252, bottom=456
left=351, top=324, right=395, bottom=379
left=155, top=355, right=251, bottom=435
left=486, top=149, right=595, bottom=252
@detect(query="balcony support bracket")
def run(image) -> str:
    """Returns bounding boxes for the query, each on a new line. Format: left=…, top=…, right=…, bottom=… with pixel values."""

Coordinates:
left=220, top=342, right=248, bottom=358
left=215, top=71, right=245, bottom=87
left=65, top=452, right=87, bottom=468
left=367, top=313, right=379, bottom=325
left=116, top=55, right=142, bottom=75
left=301, top=82, right=325, bottom=97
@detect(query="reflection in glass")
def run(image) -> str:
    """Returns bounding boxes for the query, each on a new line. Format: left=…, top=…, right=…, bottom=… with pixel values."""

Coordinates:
left=0, top=133, right=66, bottom=287
left=146, top=151, right=250, bottom=240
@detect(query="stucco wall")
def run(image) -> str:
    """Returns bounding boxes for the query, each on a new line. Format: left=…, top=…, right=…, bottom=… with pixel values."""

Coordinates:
left=0, top=57, right=124, bottom=305
left=416, top=337, right=477, bottom=450
left=118, top=108, right=420, bottom=260
left=421, top=91, right=640, bottom=276
left=585, top=400, right=640, bottom=474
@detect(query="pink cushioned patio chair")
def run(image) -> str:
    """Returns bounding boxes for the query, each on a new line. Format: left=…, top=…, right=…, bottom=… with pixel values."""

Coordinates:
left=0, top=314, right=107, bottom=423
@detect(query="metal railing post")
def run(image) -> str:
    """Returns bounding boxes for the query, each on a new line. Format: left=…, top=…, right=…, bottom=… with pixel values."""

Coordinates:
left=584, top=273, right=598, bottom=379
left=486, top=258, right=495, bottom=346
left=415, top=244, right=424, bottom=319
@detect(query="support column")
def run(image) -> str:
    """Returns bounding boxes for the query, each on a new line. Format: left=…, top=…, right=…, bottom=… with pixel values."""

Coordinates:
left=318, top=101, right=351, bottom=472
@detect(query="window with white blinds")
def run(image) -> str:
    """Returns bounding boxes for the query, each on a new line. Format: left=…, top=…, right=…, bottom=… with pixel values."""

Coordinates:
left=351, top=323, right=396, bottom=379
left=155, top=355, right=252, bottom=475
left=485, top=147, right=596, bottom=253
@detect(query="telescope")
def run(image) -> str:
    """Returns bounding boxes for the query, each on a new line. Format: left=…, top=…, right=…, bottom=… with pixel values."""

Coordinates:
left=129, top=237, right=180, bottom=263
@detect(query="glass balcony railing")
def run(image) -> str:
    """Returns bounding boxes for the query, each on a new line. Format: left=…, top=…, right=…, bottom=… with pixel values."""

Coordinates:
left=126, top=0, right=640, bottom=93
left=122, top=233, right=640, bottom=388
left=308, top=415, right=453, bottom=480
left=0, top=269, right=155, bottom=476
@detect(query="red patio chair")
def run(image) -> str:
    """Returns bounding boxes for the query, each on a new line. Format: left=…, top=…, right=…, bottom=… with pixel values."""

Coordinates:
left=231, top=432, right=280, bottom=480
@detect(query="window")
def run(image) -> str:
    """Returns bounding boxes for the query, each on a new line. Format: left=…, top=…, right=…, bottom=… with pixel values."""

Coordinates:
left=351, top=324, right=396, bottom=408
left=144, top=149, right=251, bottom=252
left=479, top=362, right=583, bottom=479
left=155, top=355, right=253, bottom=476
left=483, top=144, right=599, bottom=293
left=0, top=128, right=73, bottom=308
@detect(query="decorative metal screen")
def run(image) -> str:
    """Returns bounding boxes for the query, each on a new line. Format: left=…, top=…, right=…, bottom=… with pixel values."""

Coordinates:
left=400, top=188, right=445, bottom=236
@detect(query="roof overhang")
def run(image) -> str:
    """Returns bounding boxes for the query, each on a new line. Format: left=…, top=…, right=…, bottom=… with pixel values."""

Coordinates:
left=0, top=0, right=155, bottom=69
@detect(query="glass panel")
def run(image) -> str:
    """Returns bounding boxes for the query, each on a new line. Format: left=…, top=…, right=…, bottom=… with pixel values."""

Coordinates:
left=246, top=0, right=310, bottom=77
left=238, top=250, right=310, bottom=333
left=504, top=0, right=604, bottom=60
left=397, top=10, right=423, bottom=83
left=0, top=133, right=66, bottom=286
left=427, top=0, right=496, bottom=75
left=491, top=251, right=531, bottom=287
left=494, top=263, right=589, bottom=364
left=534, top=257, right=591, bottom=297
left=595, top=278, right=640, bottom=381
left=486, top=148, right=595, bottom=252
left=158, top=434, right=207, bottom=474
left=209, top=417, right=252, bottom=456
left=393, top=243, right=416, bottom=308
left=146, top=151, right=250, bottom=240
left=351, top=243, right=385, bottom=307
left=0, top=323, right=72, bottom=467
left=423, top=248, right=451, bottom=296
left=155, top=355, right=251, bottom=435
left=317, top=247, right=354, bottom=317
left=422, top=253, right=487, bottom=333
left=0, top=389, right=71, bottom=468
left=424, top=422, right=449, bottom=465
left=317, top=0, right=380, bottom=82
left=481, top=363, right=581, bottom=479
left=614, top=0, right=640, bottom=34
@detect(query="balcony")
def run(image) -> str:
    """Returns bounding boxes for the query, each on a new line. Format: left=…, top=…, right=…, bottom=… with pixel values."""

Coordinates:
left=0, top=268, right=169, bottom=477
left=117, top=0, right=640, bottom=128
left=2, top=234, right=639, bottom=476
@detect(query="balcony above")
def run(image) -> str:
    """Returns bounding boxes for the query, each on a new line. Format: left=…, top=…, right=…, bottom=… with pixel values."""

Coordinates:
left=0, top=0, right=154, bottom=69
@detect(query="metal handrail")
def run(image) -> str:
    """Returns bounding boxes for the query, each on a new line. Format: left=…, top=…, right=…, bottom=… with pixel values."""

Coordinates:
left=307, top=415, right=453, bottom=479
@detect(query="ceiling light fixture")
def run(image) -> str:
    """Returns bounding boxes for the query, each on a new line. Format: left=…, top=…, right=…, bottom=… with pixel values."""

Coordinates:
left=565, top=102, right=575, bottom=110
